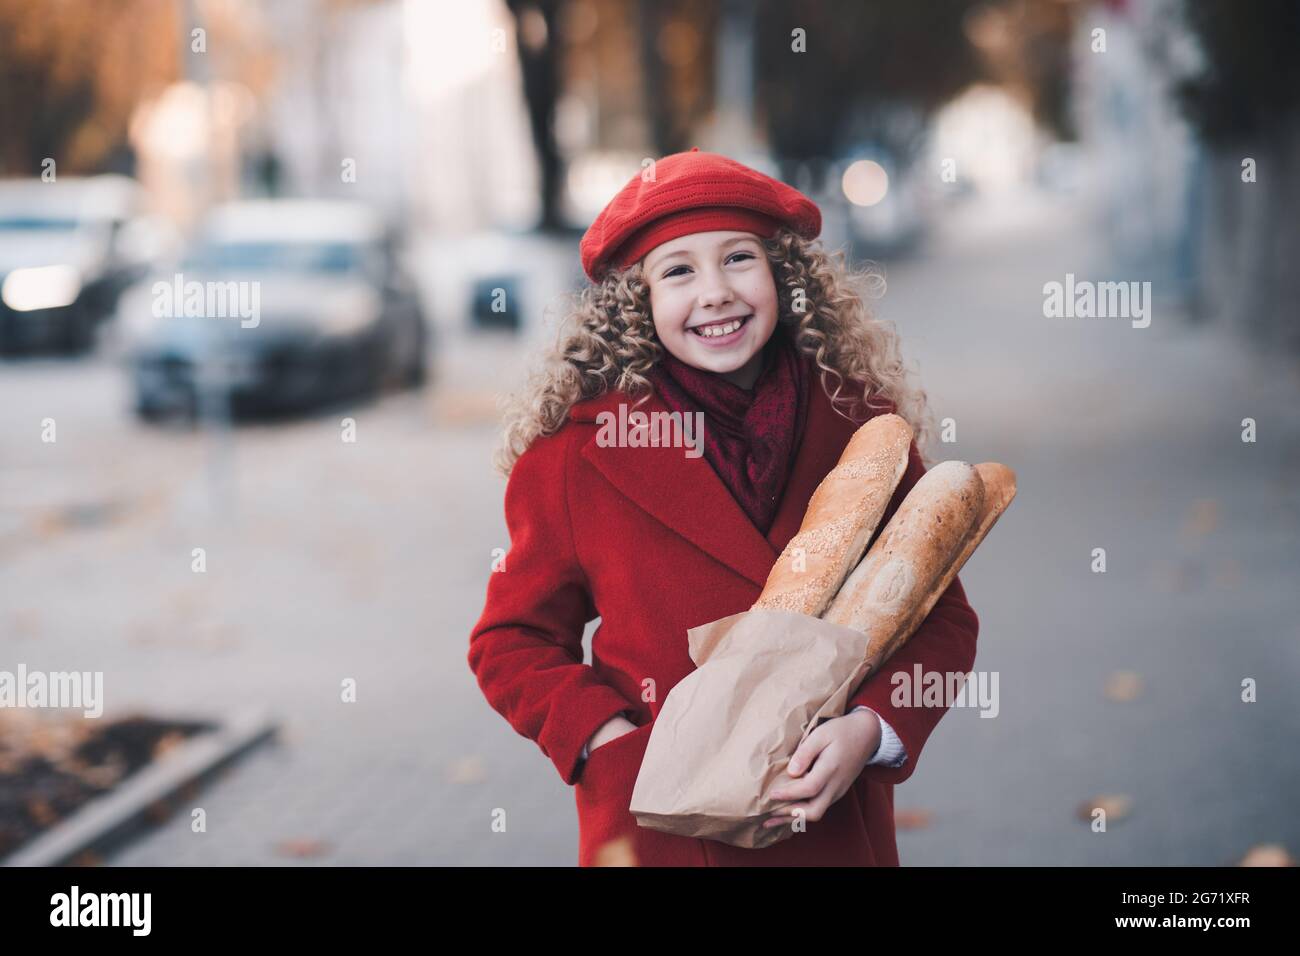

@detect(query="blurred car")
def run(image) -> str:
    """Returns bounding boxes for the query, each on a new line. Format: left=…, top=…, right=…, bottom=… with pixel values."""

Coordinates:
left=0, top=175, right=151, bottom=354
left=120, top=199, right=428, bottom=421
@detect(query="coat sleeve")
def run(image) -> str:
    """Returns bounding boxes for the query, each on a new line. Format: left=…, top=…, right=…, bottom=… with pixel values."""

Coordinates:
left=467, top=429, right=637, bottom=786
left=844, top=438, right=980, bottom=786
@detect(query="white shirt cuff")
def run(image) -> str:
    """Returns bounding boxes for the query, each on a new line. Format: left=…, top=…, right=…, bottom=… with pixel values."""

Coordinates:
left=581, top=710, right=631, bottom=764
left=851, top=706, right=908, bottom=768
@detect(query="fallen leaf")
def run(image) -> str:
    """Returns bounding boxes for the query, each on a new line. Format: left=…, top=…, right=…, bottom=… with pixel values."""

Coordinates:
left=144, top=799, right=173, bottom=824
left=1104, top=671, right=1143, bottom=702
left=1183, top=499, right=1219, bottom=537
left=1078, top=794, right=1132, bottom=824
left=448, top=755, right=487, bottom=785
left=78, top=757, right=127, bottom=789
left=33, top=512, right=65, bottom=538
left=275, top=838, right=331, bottom=859
left=593, top=835, right=638, bottom=867
left=153, top=731, right=188, bottom=760
left=894, top=808, right=933, bottom=830
left=166, top=586, right=206, bottom=619
left=26, top=797, right=59, bottom=827
left=1238, top=844, right=1294, bottom=867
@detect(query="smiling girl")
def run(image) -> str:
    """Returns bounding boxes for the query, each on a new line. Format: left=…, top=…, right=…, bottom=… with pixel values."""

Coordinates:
left=468, top=148, right=978, bottom=866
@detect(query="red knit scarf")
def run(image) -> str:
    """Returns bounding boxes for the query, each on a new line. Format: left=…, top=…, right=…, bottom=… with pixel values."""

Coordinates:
left=646, top=324, right=809, bottom=534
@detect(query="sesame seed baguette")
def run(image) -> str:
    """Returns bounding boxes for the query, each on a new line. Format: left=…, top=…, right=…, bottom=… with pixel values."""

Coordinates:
left=751, top=413, right=913, bottom=617
left=824, top=461, right=1017, bottom=670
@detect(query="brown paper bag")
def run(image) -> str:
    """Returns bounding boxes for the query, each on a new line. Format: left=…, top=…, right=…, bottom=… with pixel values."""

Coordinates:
left=629, top=461, right=1015, bottom=849
left=628, top=608, right=881, bottom=849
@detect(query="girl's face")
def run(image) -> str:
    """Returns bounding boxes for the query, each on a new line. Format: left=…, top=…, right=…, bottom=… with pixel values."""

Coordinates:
left=643, top=230, right=779, bottom=387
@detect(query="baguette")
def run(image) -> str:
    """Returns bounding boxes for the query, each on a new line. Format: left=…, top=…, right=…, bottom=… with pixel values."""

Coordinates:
left=752, top=414, right=913, bottom=617
left=825, top=461, right=1017, bottom=668
left=823, top=460, right=984, bottom=642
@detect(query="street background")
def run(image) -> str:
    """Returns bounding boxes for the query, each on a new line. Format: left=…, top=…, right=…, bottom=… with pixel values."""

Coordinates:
left=1, top=0, right=1297, bottom=865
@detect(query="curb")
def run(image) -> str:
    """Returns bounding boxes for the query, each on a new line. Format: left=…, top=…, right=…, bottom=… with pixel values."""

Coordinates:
left=2, top=708, right=278, bottom=867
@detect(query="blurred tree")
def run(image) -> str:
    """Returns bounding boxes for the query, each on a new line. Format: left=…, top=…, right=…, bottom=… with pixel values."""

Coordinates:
left=637, top=0, right=673, bottom=153
left=505, top=0, right=570, bottom=232
left=1177, top=0, right=1300, bottom=145
left=636, top=0, right=716, bottom=155
left=0, top=0, right=179, bottom=175
left=753, top=0, right=987, bottom=184
left=964, top=0, right=1076, bottom=140
left=0, top=0, right=277, bottom=180
left=511, top=1, right=1074, bottom=222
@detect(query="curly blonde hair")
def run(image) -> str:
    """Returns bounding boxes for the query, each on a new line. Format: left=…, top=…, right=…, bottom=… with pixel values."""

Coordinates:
left=494, top=228, right=937, bottom=477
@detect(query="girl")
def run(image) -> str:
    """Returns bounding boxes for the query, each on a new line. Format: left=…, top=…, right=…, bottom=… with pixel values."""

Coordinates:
left=468, top=148, right=978, bottom=867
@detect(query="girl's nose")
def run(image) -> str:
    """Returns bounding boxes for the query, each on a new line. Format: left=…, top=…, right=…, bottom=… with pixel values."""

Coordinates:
left=696, top=270, right=735, bottom=309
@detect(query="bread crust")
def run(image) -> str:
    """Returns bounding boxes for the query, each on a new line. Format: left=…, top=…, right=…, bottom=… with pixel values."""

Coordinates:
left=824, top=460, right=1017, bottom=666
left=751, top=414, right=913, bottom=617
left=824, top=460, right=984, bottom=647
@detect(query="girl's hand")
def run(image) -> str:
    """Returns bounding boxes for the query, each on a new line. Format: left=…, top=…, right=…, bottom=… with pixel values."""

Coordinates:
left=763, top=709, right=882, bottom=828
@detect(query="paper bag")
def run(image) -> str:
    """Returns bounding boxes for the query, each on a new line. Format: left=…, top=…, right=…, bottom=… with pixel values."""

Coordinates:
left=628, top=608, right=883, bottom=849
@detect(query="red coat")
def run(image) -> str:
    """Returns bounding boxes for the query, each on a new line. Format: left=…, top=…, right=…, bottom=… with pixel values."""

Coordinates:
left=468, top=365, right=979, bottom=866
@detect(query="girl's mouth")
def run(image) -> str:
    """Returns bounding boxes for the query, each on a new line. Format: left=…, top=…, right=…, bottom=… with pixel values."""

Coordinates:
left=688, top=314, right=752, bottom=346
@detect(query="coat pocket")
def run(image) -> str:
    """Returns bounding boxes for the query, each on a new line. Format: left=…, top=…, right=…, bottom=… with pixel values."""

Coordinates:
left=574, top=722, right=654, bottom=865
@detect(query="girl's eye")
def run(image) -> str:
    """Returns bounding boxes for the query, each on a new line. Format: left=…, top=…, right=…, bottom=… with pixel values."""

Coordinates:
left=663, top=252, right=754, bottom=279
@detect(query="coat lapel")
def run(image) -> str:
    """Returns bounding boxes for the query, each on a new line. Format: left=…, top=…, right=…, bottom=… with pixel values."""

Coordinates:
left=577, top=389, right=777, bottom=588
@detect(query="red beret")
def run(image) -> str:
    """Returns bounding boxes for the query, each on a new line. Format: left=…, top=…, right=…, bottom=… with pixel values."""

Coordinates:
left=579, top=147, right=822, bottom=282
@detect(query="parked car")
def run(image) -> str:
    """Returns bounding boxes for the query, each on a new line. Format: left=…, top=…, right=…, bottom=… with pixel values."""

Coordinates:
left=0, top=175, right=150, bottom=354
left=121, top=199, right=428, bottom=421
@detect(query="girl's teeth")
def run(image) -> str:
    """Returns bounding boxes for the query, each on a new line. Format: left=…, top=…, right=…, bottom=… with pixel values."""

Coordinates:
left=694, top=317, right=745, bottom=337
